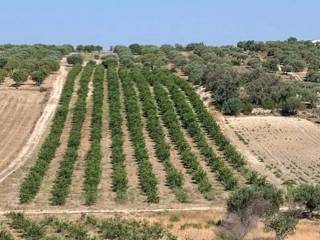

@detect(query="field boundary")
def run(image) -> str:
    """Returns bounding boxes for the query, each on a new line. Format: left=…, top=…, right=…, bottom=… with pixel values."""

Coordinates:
left=0, top=206, right=224, bottom=216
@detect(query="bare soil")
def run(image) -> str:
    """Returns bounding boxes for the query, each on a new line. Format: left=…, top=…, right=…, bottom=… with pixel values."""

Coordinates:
left=227, top=116, right=320, bottom=185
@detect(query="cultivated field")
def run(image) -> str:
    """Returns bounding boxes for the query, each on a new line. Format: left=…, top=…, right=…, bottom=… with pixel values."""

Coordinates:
left=0, top=42, right=319, bottom=239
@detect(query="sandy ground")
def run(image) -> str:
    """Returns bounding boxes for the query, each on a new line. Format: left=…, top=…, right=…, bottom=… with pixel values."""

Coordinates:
left=0, top=58, right=69, bottom=183
left=226, top=116, right=320, bottom=185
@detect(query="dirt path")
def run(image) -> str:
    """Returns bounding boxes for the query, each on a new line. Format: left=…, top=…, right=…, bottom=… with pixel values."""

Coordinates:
left=0, top=206, right=224, bottom=216
left=0, top=58, right=69, bottom=184
left=66, top=70, right=95, bottom=207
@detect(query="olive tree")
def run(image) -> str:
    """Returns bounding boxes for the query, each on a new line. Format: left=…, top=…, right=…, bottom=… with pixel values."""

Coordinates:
left=67, top=54, right=83, bottom=65
left=12, top=69, right=28, bottom=87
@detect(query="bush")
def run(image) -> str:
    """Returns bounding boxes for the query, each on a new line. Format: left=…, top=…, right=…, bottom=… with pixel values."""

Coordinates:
left=265, top=213, right=298, bottom=240
left=67, top=54, right=83, bottom=65
left=102, top=54, right=118, bottom=68
left=0, top=57, right=8, bottom=68
left=305, top=70, right=320, bottom=83
left=222, top=97, right=243, bottom=115
left=291, top=184, right=320, bottom=214
left=129, top=43, right=142, bottom=55
left=0, top=69, right=6, bottom=83
left=12, top=69, right=28, bottom=86
left=280, top=96, right=301, bottom=116
left=31, top=70, right=47, bottom=86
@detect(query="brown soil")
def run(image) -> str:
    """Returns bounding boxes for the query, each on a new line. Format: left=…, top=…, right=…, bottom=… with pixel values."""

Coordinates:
left=0, top=59, right=70, bottom=208
left=227, top=116, right=320, bottom=185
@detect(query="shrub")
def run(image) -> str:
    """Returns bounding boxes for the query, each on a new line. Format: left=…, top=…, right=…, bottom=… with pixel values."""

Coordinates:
left=222, top=97, right=243, bottom=115
left=67, top=54, right=83, bottom=65
left=291, top=184, right=320, bottom=214
left=102, top=54, right=118, bottom=68
left=12, top=68, right=28, bottom=86
left=280, top=96, right=301, bottom=116
left=129, top=43, right=142, bottom=55
left=265, top=213, right=298, bottom=240
left=31, top=70, right=47, bottom=86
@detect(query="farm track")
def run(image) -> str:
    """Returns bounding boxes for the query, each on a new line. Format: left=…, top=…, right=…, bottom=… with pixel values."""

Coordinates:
left=32, top=69, right=83, bottom=207
left=0, top=206, right=224, bottom=216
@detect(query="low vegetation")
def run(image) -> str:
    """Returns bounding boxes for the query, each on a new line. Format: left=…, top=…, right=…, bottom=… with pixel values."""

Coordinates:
left=19, top=64, right=82, bottom=203
left=51, top=62, right=95, bottom=205
left=84, top=64, right=104, bottom=205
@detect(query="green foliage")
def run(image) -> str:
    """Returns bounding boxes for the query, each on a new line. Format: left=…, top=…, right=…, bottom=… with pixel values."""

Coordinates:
left=67, top=54, right=83, bottom=65
left=84, top=65, right=104, bottom=205
left=108, top=67, right=128, bottom=200
left=291, top=184, right=320, bottom=212
left=263, top=58, right=279, bottom=72
left=120, top=68, right=159, bottom=203
left=76, top=45, right=103, bottom=52
left=173, top=74, right=246, bottom=170
left=12, top=68, right=28, bottom=86
left=51, top=62, right=95, bottom=205
left=228, top=184, right=283, bottom=214
left=222, top=97, right=243, bottom=115
left=31, top=69, right=47, bottom=86
left=0, top=69, right=7, bottom=83
left=149, top=72, right=214, bottom=199
left=160, top=72, right=238, bottom=190
left=87, top=216, right=177, bottom=240
left=129, top=43, right=142, bottom=55
left=0, top=228, right=14, bottom=240
left=280, top=96, right=301, bottom=116
left=6, top=212, right=45, bottom=240
left=132, top=68, right=186, bottom=201
left=19, top=64, right=82, bottom=203
left=102, top=54, right=118, bottom=68
left=305, top=70, right=320, bottom=83
left=114, top=45, right=134, bottom=67
left=265, top=213, right=298, bottom=240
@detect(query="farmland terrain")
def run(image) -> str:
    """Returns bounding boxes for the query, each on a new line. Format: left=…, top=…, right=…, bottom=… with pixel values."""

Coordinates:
left=0, top=42, right=319, bottom=239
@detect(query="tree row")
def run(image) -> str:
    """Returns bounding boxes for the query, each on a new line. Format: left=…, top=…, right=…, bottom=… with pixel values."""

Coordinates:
left=51, top=62, right=95, bottom=205
left=19, top=64, right=82, bottom=203
left=119, top=68, right=159, bottom=203
left=83, top=64, right=105, bottom=205
left=131, top=68, right=187, bottom=202
left=159, top=71, right=238, bottom=190
left=149, top=73, right=214, bottom=200
left=108, top=67, right=128, bottom=200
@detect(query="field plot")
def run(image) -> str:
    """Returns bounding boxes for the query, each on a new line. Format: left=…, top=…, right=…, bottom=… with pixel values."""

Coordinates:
left=0, top=60, right=69, bottom=184
left=226, top=116, right=320, bottom=184
left=0, top=91, right=43, bottom=174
